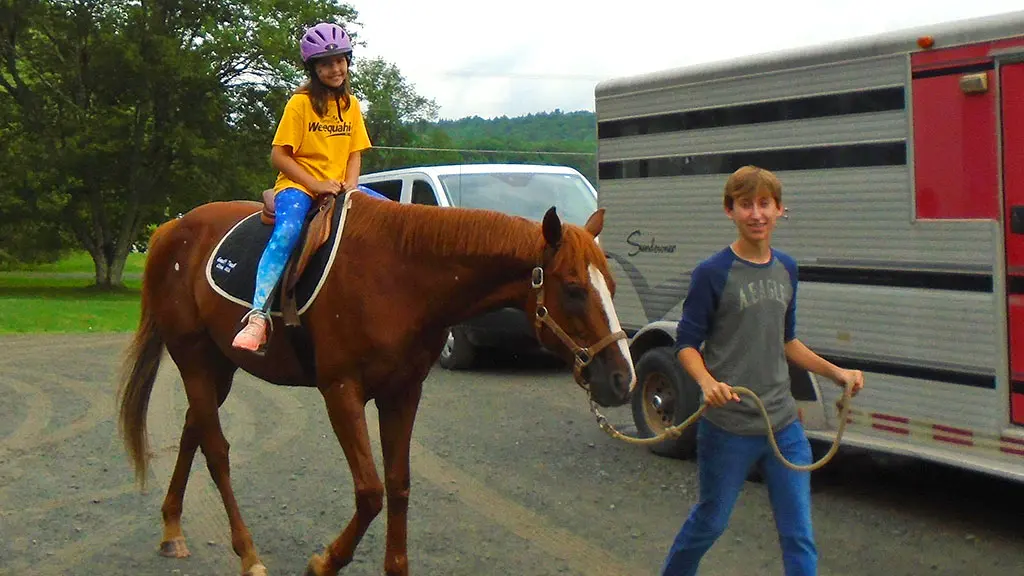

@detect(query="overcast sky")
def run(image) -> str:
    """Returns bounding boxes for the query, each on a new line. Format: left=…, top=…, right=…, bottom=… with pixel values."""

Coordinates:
left=349, top=1, right=1022, bottom=120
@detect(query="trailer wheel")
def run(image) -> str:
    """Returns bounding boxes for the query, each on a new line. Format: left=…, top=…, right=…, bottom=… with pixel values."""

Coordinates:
left=630, top=346, right=701, bottom=459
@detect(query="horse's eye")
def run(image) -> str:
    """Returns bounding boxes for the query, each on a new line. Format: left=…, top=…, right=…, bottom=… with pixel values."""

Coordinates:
left=563, top=284, right=588, bottom=312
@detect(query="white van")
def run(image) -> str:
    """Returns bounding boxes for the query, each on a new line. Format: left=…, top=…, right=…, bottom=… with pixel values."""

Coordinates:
left=359, top=163, right=599, bottom=370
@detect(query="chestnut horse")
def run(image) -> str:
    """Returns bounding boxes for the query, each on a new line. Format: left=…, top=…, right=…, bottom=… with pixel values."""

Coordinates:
left=116, top=191, right=636, bottom=576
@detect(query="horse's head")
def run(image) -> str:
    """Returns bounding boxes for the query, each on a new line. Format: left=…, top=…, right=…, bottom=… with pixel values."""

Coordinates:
left=529, top=207, right=636, bottom=408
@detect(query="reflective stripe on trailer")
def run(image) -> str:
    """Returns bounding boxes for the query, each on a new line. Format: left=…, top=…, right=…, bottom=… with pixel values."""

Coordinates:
left=1001, top=435, right=1024, bottom=456
left=844, top=409, right=1024, bottom=457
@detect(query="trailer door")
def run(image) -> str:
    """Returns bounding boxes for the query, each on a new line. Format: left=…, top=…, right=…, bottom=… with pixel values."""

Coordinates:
left=1002, top=62, right=1024, bottom=426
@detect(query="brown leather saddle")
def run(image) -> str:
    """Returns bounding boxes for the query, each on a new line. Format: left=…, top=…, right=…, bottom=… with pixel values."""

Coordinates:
left=260, top=188, right=341, bottom=326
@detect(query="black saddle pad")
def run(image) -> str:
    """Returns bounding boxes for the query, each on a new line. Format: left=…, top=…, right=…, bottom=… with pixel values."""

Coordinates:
left=206, top=199, right=347, bottom=315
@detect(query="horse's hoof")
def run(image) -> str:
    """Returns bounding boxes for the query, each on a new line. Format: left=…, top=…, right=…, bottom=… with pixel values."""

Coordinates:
left=243, top=562, right=268, bottom=576
left=304, top=554, right=327, bottom=576
left=159, top=537, right=190, bottom=558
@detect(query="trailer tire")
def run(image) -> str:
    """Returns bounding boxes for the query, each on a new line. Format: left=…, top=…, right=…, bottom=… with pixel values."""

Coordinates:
left=630, top=346, right=701, bottom=459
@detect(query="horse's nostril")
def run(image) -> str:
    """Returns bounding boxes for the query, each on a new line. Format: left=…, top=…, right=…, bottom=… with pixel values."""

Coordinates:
left=612, top=371, right=629, bottom=393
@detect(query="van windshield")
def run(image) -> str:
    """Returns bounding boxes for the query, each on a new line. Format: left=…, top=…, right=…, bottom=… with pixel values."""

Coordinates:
left=437, top=172, right=597, bottom=225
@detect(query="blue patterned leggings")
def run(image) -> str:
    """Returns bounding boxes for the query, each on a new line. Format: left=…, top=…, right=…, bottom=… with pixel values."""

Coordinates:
left=253, top=188, right=312, bottom=311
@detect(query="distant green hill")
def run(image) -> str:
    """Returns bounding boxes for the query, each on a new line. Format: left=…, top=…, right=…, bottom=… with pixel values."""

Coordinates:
left=430, top=109, right=598, bottom=182
left=436, top=110, right=596, bottom=144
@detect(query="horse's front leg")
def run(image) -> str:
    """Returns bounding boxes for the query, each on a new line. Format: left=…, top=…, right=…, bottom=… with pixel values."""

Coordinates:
left=305, top=378, right=384, bottom=576
left=376, top=379, right=424, bottom=576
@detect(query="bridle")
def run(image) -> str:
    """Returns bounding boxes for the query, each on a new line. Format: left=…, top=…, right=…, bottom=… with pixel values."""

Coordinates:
left=530, top=265, right=627, bottom=390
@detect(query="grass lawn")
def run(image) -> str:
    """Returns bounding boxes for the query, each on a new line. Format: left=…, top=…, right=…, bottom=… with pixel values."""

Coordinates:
left=0, top=252, right=146, bottom=333
left=3, top=250, right=147, bottom=275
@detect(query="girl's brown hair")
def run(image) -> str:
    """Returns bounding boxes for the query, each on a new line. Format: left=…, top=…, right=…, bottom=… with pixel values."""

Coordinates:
left=296, top=56, right=352, bottom=118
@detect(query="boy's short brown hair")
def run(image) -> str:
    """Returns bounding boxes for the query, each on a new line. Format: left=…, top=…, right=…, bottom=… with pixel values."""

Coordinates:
left=723, top=165, right=782, bottom=210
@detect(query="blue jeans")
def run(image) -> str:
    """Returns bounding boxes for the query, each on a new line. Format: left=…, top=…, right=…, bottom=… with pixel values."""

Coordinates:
left=252, top=188, right=312, bottom=311
left=661, top=419, right=817, bottom=576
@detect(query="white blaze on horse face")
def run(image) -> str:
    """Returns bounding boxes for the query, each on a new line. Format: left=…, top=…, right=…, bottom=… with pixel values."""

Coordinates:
left=587, top=263, right=637, bottom=392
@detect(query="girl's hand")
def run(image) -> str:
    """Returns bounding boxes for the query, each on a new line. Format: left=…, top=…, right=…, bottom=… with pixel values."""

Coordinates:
left=699, top=378, right=741, bottom=408
left=309, top=179, right=343, bottom=195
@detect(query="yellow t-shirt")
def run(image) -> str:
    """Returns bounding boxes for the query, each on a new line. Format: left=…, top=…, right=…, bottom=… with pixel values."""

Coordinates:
left=272, top=92, right=372, bottom=196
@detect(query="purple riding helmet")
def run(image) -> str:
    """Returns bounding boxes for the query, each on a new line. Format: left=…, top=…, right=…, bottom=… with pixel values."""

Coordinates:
left=300, top=22, right=352, bottom=64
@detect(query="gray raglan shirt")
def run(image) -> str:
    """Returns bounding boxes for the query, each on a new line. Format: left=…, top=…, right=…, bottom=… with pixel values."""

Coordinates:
left=674, top=246, right=800, bottom=435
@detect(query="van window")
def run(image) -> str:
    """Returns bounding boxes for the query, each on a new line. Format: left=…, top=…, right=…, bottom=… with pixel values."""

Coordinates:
left=438, top=172, right=596, bottom=225
left=361, top=180, right=402, bottom=202
left=411, top=179, right=439, bottom=206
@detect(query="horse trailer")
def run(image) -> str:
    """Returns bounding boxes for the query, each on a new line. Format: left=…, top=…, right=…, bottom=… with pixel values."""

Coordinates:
left=595, top=11, right=1024, bottom=483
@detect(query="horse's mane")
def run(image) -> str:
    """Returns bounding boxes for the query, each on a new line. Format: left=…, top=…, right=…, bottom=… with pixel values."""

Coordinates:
left=346, top=193, right=544, bottom=262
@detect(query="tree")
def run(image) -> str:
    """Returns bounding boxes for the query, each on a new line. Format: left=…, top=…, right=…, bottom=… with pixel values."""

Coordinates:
left=0, top=0, right=359, bottom=287
left=0, top=91, right=67, bottom=267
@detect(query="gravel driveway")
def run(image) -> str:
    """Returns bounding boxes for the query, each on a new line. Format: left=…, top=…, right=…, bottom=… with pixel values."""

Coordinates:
left=1, top=334, right=1021, bottom=575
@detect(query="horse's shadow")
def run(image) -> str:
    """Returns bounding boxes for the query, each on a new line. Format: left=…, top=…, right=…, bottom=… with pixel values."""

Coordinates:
left=446, top=346, right=571, bottom=376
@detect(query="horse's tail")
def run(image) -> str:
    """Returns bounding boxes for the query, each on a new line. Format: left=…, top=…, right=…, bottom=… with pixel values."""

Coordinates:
left=117, top=220, right=174, bottom=489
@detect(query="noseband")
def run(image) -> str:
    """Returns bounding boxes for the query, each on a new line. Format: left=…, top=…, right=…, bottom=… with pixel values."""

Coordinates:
left=530, top=266, right=627, bottom=390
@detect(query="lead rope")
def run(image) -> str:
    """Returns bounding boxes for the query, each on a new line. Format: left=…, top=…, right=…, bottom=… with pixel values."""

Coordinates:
left=586, top=382, right=855, bottom=472
left=528, top=264, right=852, bottom=472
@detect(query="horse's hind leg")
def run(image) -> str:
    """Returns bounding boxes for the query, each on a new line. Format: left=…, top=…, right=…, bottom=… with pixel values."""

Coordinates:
left=168, top=339, right=266, bottom=576
left=305, top=377, right=384, bottom=576
left=159, top=405, right=203, bottom=558
left=159, top=363, right=237, bottom=558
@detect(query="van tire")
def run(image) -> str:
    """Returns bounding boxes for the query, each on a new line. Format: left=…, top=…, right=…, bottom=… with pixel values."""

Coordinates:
left=439, top=326, right=476, bottom=370
left=630, top=346, right=701, bottom=459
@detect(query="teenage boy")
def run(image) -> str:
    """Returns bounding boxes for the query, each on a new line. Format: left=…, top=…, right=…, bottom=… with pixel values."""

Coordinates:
left=660, top=165, right=865, bottom=576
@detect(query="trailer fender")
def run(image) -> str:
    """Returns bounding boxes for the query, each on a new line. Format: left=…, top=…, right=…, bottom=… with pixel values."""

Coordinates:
left=628, top=321, right=829, bottom=431
left=628, top=321, right=678, bottom=362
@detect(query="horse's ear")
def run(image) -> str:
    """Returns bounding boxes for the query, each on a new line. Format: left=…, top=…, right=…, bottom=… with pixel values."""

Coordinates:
left=584, top=208, right=605, bottom=237
left=542, top=207, right=562, bottom=247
